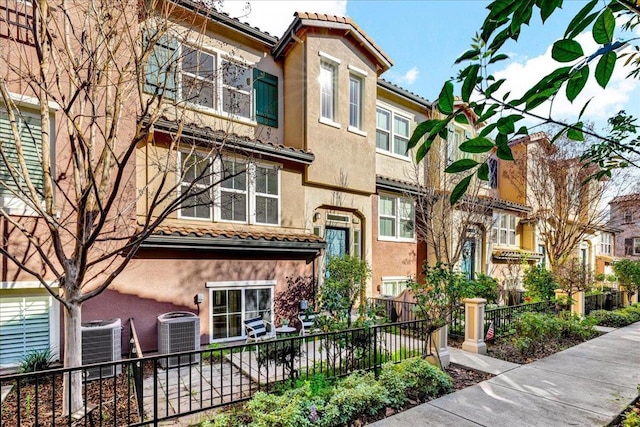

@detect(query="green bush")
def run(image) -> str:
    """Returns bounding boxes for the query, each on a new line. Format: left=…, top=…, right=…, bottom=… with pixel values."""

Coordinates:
left=247, top=392, right=313, bottom=427
left=513, top=312, right=596, bottom=355
left=19, top=348, right=54, bottom=373
left=590, top=305, right=640, bottom=328
left=319, top=372, right=389, bottom=427
left=465, top=274, right=499, bottom=303
left=523, top=265, right=557, bottom=301
left=379, top=357, right=452, bottom=408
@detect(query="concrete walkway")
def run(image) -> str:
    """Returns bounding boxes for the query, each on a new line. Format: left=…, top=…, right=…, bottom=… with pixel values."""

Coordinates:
left=448, top=347, right=520, bottom=375
left=371, top=322, right=640, bottom=426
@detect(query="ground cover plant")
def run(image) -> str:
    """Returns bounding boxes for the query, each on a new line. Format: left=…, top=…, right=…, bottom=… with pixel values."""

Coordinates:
left=202, top=357, right=454, bottom=427
left=487, top=312, right=599, bottom=364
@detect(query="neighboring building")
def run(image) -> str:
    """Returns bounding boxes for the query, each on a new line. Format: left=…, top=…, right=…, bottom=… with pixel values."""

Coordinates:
left=609, top=193, right=640, bottom=259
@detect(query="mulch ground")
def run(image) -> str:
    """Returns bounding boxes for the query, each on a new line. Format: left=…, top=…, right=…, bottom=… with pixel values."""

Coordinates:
left=486, top=335, right=592, bottom=364
left=1, top=373, right=141, bottom=427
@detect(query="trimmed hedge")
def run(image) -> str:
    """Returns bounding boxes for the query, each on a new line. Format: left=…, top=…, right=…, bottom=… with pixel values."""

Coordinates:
left=589, top=304, right=640, bottom=328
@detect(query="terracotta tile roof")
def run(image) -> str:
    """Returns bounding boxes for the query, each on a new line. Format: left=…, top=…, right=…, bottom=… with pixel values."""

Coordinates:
left=150, top=116, right=314, bottom=164
left=610, top=193, right=640, bottom=204
left=295, top=12, right=392, bottom=66
left=151, top=223, right=325, bottom=244
left=492, top=249, right=543, bottom=260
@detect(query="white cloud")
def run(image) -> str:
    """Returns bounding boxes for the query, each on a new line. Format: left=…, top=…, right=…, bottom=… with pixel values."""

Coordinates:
left=400, top=67, right=420, bottom=85
left=492, top=32, right=640, bottom=130
left=219, top=1, right=348, bottom=38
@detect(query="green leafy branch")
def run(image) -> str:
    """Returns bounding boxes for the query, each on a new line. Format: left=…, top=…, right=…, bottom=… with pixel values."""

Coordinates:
left=410, top=0, right=640, bottom=204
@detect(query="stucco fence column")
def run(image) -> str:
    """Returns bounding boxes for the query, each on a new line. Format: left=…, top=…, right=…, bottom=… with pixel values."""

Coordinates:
left=430, top=325, right=450, bottom=368
left=462, top=298, right=487, bottom=355
left=555, top=289, right=585, bottom=316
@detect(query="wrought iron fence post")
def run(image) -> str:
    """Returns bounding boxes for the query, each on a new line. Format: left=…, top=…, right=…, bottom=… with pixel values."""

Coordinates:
left=373, top=326, right=379, bottom=379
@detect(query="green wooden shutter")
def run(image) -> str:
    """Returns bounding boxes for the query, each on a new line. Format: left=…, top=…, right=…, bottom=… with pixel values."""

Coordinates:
left=143, top=32, right=178, bottom=99
left=0, top=110, right=44, bottom=197
left=253, top=69, right=278, bottom=127
left=0, top=295, right=51, bottom=366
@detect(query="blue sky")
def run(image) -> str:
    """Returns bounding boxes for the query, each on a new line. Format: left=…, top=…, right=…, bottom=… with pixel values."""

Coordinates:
left=221, top=1, right=640, bottom=133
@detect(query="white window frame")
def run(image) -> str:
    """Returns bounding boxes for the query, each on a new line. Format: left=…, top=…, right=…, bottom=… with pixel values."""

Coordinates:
left=348, top=69, right=365, bottom=135
left=319, top=59, right=339, bottom=126
left=375, top=106, right=411, bottom=159
left=378, top=193, right=415, bottom=242
left=206, top=280, right=275, bottom=343
left=492, top=212, right=517, bottom=246
left=220, top=59, right=253, bottom=120
left=600, top=232, right=612, bottom=255
left=177, top=154, right=281, bottom=226
left=180, top=45, right=216, bottom=110
left=380, top=276, right=410, bottom=297
left=634, top=237, right=640, bottom=255
left=177, top=151, right=213, bottom=221
left=0, top=93, right=57, bottom=216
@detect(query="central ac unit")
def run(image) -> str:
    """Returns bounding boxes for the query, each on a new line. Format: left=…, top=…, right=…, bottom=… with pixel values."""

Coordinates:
left=81, top=318, right=122, bottom=381
left=157, top=311, right=200, bottom=369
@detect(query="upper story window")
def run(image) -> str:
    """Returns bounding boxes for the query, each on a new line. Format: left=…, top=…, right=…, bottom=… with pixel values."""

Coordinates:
left=320, top=61, right=337, bottom=122
left=492, top=212, right=517, bottom=246
left=447, top=125, right=473, bottom=165
left=376, top=107, right=410, bottom=158
left=379, top=194, right=415, bottom=241
left=625, top=238, right=640, bottom=256
left=623, top=209, right=633, bottom=224
left=600, top=232, right=612, bottom=255
left=0, top=0, right=34, bottom=46
left=348, top=74, right=363, bottom=130
left=178, top=154, right=280, bottom=225
left=0, top=107, right=47, bottom=214
left=144, top=36, right=260, bottom=121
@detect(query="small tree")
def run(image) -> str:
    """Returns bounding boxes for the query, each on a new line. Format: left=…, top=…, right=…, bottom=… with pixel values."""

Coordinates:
left=466, top=274, right=499, bottom=304
left=554, top=258, right=594, bottom=308
left=613, top=259, right=640, bottom=304
left=408, top=263, right=469, bottom=366
left=319, top=254, right=371, bottom=327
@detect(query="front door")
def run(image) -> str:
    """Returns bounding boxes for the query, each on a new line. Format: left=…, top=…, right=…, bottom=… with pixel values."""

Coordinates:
left=326, top=227, right=349, bottom=258
left=461, top=239, right=476, bottom=281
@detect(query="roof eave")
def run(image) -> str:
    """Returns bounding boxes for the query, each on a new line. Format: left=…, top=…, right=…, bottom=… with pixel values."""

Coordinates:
left=141, top=234, right=326, bottom=254
left=377, top=80, right=432, bottom=109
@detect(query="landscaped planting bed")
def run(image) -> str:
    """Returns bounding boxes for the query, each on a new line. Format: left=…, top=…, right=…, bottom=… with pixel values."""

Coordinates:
left=0, top=373, right=141, bottom=427
left=199, top=357, right=490, bottom=427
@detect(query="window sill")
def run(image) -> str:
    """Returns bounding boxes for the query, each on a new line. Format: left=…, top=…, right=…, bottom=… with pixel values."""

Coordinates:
left=319, top=117, right=341, bottom=129
left=0, top=197, right=41, bottom=217
left=347, top=126, right=367, bottom=137
left=377, top=236, right=416, bottom=243
left=375, top=149, right=411, bottom=162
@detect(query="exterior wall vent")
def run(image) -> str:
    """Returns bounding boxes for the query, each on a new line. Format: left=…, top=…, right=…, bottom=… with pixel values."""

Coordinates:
left=157, top=311, right=200, bottom=369
left=81, top=318, right=122, bottom=381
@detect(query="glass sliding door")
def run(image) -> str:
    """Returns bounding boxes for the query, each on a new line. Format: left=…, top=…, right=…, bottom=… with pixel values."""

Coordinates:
left=209, top=284, right=274, bottom=342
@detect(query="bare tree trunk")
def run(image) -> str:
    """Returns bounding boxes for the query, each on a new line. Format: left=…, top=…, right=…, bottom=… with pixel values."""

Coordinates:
left=62, top=302, right=83, bottom=416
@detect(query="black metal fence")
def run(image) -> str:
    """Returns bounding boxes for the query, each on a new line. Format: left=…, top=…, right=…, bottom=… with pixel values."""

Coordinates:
left=585, top=290, right=624, bottom=314
left=0, top=319, right=432, bottom=426
left=483, top=300, right=556, bottom=338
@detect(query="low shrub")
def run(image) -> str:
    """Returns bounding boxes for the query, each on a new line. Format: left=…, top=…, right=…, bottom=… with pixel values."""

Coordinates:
left=204, top=357, right=452, bottom=426
left=379, top=357, right=452, bottom=408
left=19, top=348, right=54, bottom=374
left=589, top=306, right=640, bottom=328
left=513, top=312, right=597, bottom=355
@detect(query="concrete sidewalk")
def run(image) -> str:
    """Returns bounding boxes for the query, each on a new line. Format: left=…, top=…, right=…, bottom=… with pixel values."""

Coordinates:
left=371, top=322, right=640, bottom=426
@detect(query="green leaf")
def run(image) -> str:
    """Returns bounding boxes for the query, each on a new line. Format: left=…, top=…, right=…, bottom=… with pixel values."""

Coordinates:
left=488, top=27, right=513, bottom=52
left=477, top=104, right=499, bottom=123
left=477, top=162, right=490, bottom=181
left=567, top=122, right=585, bottom=141
left=456, top=49, right=481, bottom=64
left=595, top=51, right=616, bottom=88
left=460, top=137, right=495, bottom=153
left=485, top=78, right=506, bottom=99
left=539, top=0, right=563, bottom=23
left=496, top=144, right=514, bottom=161
left=408, top=119, right=441, bottom=149
left=438, top=81, right=454, bottom=114
left=515, top=126, right=528, bottom=136
left=487, top=0, right=520, bottom=21
left=566, top=66, right=589, bottom=102
left=479, top=122, right=498, bottom=137
left=450, top=175, right=473, bottom=205
left=454, top=114, right=470, bottom=124
left=564, top=0, right=598, bottom=38
left=462, top=64, right=480, bottom=102
left=552, top=39, right=584, bottom=62
left=593, top=8, right=614, bottom=44
left=497, top=115, right=523, bottom=134
left=578, top=98, right=593, bottom=119
left=445, top=158, right=479, bottom=173
left=415, top=139, right=433, bottom=163
left=488, top=53, right=509, bottom=65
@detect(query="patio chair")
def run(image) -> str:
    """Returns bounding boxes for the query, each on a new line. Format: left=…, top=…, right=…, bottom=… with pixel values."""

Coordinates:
left=297, top=312, right=320, bottom=336
left=244, top=316, right=275, bottom=343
